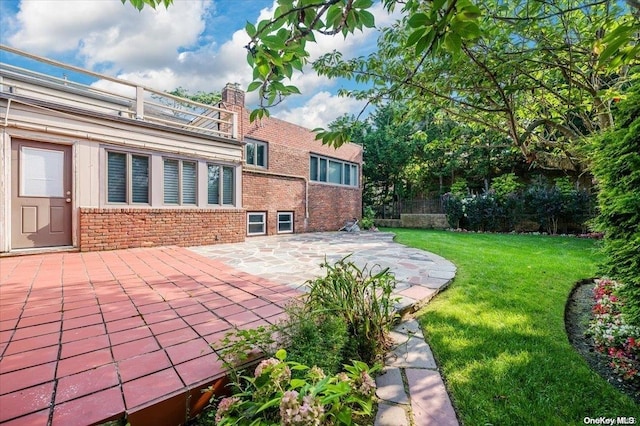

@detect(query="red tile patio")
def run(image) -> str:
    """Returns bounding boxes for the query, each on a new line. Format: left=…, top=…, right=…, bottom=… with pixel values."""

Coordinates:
left=0, top=247, right=300, bottom=425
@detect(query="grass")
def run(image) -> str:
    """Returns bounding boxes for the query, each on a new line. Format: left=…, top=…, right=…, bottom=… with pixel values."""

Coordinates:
left=389, top=229, right=640, bottom=425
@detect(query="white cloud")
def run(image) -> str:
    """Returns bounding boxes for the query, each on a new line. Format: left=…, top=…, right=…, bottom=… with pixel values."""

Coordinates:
left=8, top=0, right=212, bottom=71
left=276, top=91, right=366, bottom=129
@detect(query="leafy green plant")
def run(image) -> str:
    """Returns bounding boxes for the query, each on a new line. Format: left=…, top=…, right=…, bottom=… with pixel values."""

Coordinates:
left=359, top=206, right=376, bottom=230
left=523, top=179, right=565, bottom=234
left=462, top=192, right=503, bottom=232
left=588, top=279, right=640, bottom=385
left=217, top=325, right=278, bottom=369
left=443, top=179, right=593, bottom=234
left=214, top=349, right=378, bottom=426
left=305, top=255, right=398, bottom=365
left=442, top=193, right=464, bottom=228
left=450, top=179, right=468, bottom=197
left=281, top=303, right=348, bottom=377
left=490, top=173, right=523, bottom=198
left=217, top=302, right=348, bottom=377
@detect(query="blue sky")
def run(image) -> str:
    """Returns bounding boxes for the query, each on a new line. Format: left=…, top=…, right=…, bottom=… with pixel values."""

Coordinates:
left=0, top=0, right=396, bottom=128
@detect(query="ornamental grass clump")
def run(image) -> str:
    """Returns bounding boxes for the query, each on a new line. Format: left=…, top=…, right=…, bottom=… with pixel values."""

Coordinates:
left=588, top=278, right=640, bottom=385
left=214, top=349, right=378, bottom=426
left=305, top=255, right=399, bottom=365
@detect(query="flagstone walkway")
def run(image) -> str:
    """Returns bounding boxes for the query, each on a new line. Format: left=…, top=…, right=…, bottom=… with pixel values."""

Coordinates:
left=0, top=231, right=458, bottom=425
left=190, top=231, right=456, bottom=314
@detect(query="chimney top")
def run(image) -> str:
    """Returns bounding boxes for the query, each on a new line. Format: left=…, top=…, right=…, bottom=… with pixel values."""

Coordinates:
left=222, top=82, right=245, bottom=106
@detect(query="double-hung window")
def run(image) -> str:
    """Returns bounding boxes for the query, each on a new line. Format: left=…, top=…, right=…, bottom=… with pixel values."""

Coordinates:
left=207, top=164, right=235, bottom=205
left=247, top=212, right=266, bottom=235
left=309, top=155, right=358, bottom=187
left=163, top=159, right=197, bottom=205
left=245, top=139, right=267, bottom=167
left=277, top=212, right=293, bottom=234
left=107, top=151, right=149, bottom=204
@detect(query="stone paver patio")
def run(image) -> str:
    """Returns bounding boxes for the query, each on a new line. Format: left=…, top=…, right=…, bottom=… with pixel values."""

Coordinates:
left=191, top=232, right=456, bottom=313
left=0, top=231, right=458, bottom=425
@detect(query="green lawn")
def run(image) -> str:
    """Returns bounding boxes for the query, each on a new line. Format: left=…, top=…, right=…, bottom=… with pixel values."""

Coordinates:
left=390, top=229, right=640, bottom=425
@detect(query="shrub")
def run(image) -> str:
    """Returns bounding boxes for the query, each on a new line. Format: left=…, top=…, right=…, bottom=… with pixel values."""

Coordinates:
left=214, top=349, right=378, bottom=426
left=442, top=193, right=464, bottom=228
left=209, top=257, right=396, bottom=424
left=462, top=192, right=503, bottom=232
left=450, top=178, right=468, bottom=196
left=217, top=256, right=397, bottom=373
left=501, top=192, right=525, bottom=231
left=442, top=179, right=593, bottom=234
left=523, top=179, right=565, bottom=234
left=490, top=173, right=523, bottom=198
left=283, top=303, right=348, bottom=377
left=589, top=86, right=640, bottom=326
left=305, top=255, right=398, bottom=365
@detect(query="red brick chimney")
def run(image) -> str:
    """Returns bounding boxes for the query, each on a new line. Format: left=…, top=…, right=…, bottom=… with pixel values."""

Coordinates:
left=221, top=82, right=245, bottom=107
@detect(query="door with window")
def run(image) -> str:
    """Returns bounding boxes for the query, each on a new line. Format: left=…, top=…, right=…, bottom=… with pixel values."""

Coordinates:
left=11, top=140, right=72, bottom=249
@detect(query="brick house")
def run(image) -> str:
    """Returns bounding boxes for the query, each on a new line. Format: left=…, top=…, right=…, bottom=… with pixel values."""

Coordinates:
left=0, top=46, right=362, bottom=254
left=220, top=84, right=362, bottom=237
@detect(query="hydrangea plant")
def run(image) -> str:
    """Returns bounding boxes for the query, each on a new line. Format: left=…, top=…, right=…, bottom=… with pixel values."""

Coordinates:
left=214, top=349, right=378, bottom=426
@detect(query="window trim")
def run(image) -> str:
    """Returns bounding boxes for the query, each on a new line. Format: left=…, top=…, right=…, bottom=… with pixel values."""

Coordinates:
left=247, top=212, right=266, bottom=236
left=245, top=139, right=268, bottom=168
left=277, top=211, right=294, bottom=234
left=309, top=154, right=358, bottom=187
left=106, top=150, right=150, bottom=205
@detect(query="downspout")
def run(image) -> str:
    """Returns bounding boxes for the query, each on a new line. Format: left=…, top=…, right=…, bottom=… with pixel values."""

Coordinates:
left=3, top=98, right=12, bottom=127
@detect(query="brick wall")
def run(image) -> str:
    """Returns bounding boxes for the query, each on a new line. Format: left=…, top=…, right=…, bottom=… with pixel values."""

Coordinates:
left=79, top=208, right=245, bottom=251
left=307, top=183, right=362, bottom=232
left=243, top=172, right=307, bottom=235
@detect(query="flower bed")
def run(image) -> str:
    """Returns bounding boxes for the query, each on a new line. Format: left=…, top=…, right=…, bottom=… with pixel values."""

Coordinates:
left=588, top=279, right=640, bottom=385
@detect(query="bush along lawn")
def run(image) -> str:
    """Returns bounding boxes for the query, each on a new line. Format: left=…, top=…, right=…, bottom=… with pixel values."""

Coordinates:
left=390, top=229, right=640, bottom=425
left=196, top=256, right=398, bottom=426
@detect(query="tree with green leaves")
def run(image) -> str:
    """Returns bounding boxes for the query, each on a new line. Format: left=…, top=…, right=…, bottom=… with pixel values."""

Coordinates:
left=343, top=103, right=419, bottom=207
left=122, top=0, right=638, bottom=171
left=166, top=87, right=221, bottom=106
left=310, top=0, right=638, bottom=170
left=151, top=87, right=221, bottom=121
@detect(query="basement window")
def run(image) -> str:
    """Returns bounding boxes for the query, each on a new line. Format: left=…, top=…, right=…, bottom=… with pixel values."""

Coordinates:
left=247, top=212, right=266, bottom=235
left=277, top=212, right=294, bottom=234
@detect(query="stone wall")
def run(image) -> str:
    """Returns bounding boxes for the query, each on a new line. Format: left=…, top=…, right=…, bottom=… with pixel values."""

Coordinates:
left=375, top=214, right=448, bottom=230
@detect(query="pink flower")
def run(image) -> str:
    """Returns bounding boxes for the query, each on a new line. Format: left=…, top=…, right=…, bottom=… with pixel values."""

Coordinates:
left=254, top=358, right=280, bottom=378
left=215, top=396, right=239, bottom=424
